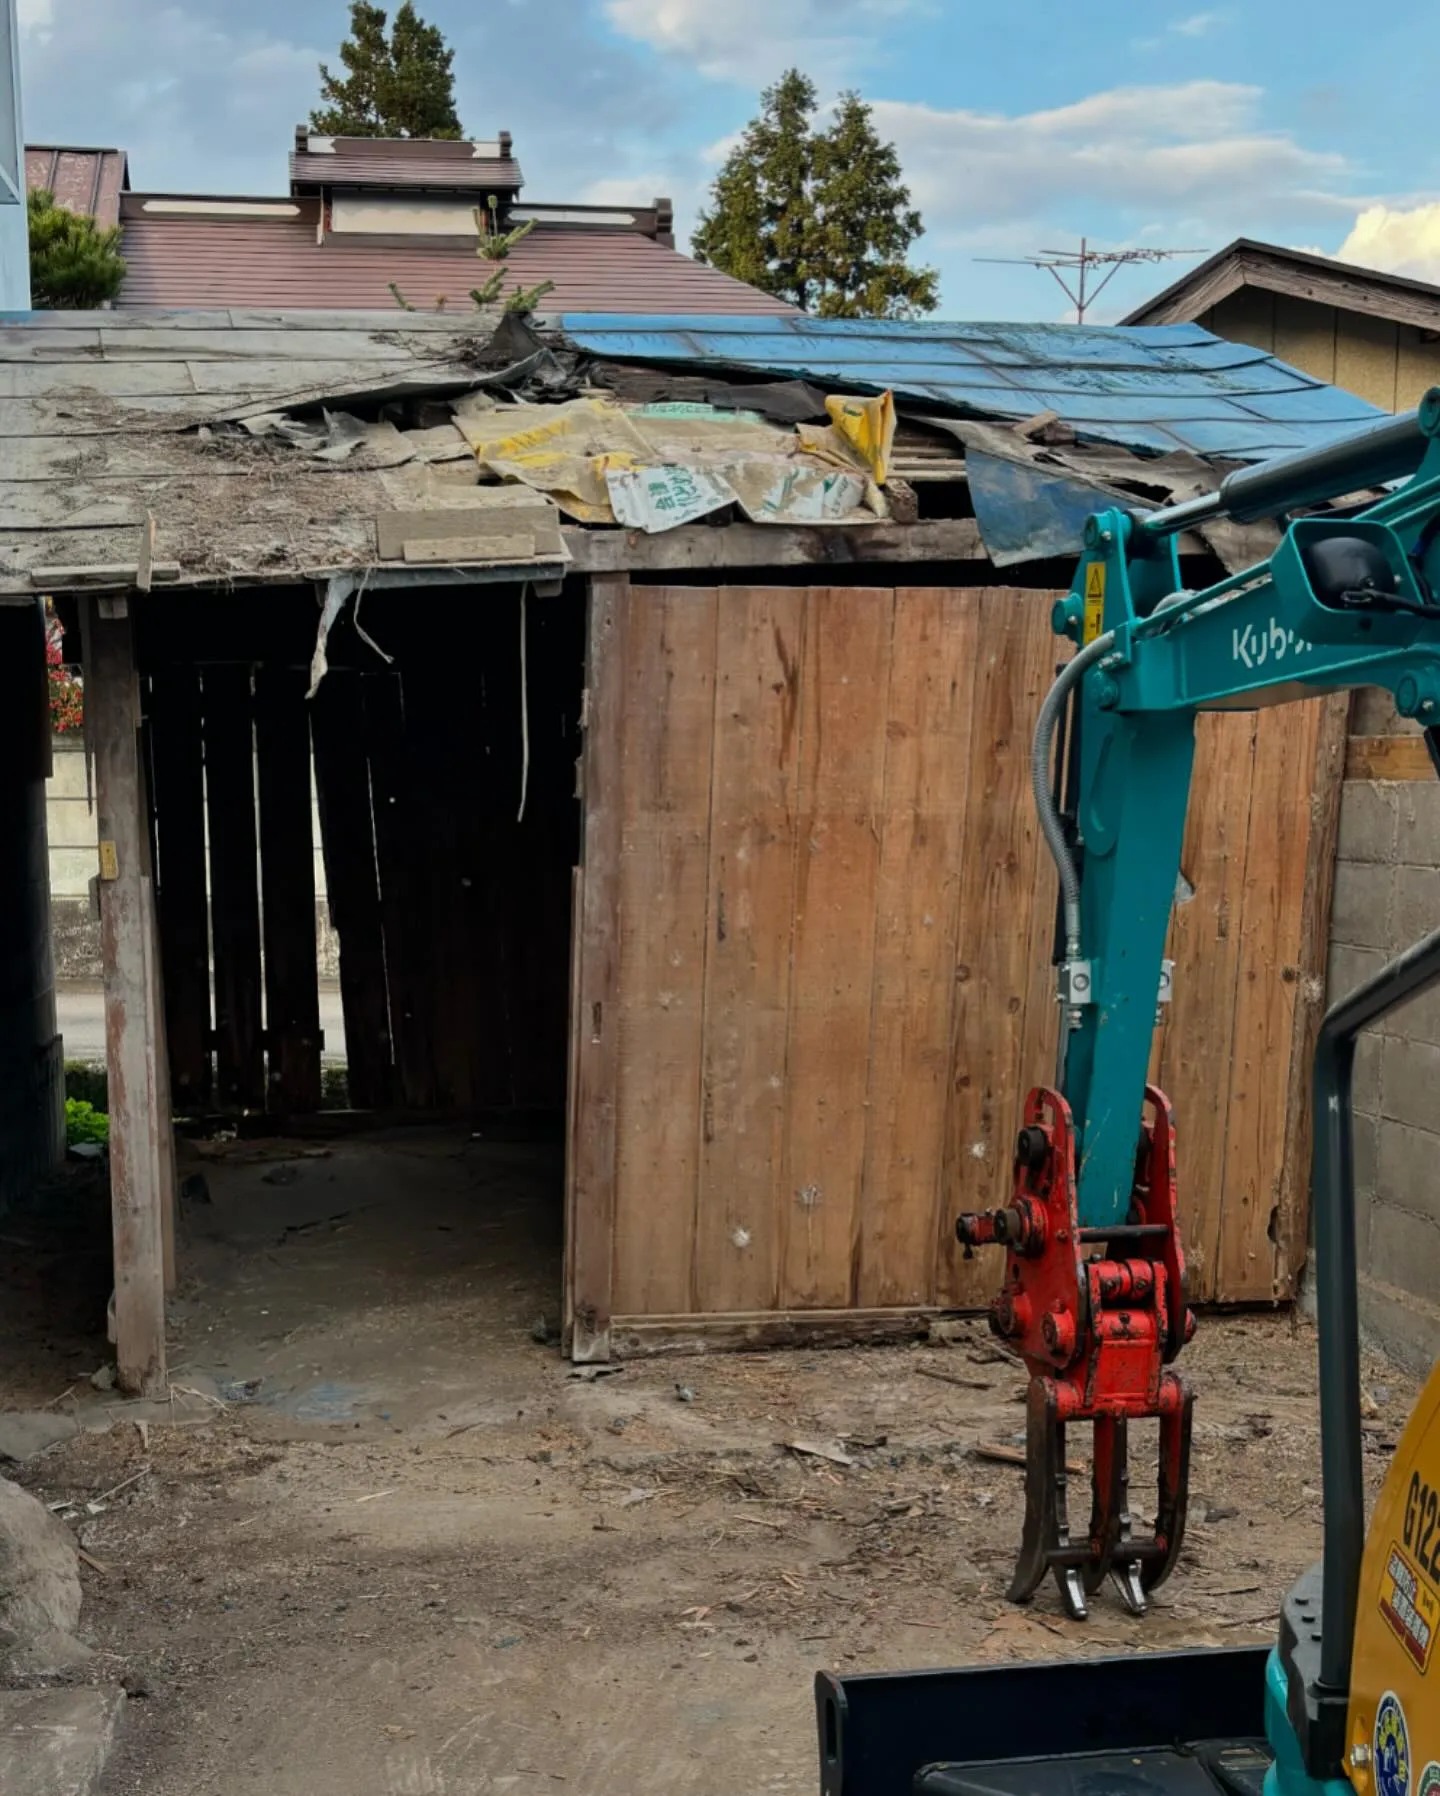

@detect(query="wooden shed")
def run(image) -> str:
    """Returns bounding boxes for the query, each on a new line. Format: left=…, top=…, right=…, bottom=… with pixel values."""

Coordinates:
left=0, top=308, right=1375, bottom=1386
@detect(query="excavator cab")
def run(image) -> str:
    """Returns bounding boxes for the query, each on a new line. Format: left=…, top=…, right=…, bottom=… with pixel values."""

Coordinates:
left=815, top=401, right=1440, bottom=1796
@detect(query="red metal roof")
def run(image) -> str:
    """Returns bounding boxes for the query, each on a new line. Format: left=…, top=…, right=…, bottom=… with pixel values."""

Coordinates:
left=117, top=209, right=795, bottom=315
left=291, top=137, right=523, bottom=193
left=24, top=146, right=129, bottom=229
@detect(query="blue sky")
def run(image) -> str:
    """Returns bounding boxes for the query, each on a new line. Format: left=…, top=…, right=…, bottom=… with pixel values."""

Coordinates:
left=17, top=0, right=1440, bottom=318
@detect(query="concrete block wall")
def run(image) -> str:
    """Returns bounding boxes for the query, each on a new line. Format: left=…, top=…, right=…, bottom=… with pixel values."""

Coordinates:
left=46, top=734, right=337, bottom=984
left=1328, top=689, right=1440, bottom=1372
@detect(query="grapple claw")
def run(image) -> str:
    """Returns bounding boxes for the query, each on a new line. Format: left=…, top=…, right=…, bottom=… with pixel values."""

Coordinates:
left=956, top=1085, right=1196, bottom=1619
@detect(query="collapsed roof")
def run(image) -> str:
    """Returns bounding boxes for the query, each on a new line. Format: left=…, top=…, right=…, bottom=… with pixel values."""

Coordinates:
left=0, top=306, right=1389, bottom=599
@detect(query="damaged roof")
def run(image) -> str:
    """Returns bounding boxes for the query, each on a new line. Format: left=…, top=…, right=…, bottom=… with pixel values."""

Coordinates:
left=555, top=313, right=1384, bottom=460
left=24, top=145, right=130, bottom=229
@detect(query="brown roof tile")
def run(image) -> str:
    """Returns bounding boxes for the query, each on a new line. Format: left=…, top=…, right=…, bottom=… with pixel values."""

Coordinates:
left=117, top=209, right=795, bottom=315
left=24, top=146, right=129, bottom=229
left=291, top=136, right=523, bottom=193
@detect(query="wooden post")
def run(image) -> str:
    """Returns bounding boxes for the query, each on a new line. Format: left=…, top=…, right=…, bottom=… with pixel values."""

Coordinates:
left=567, top=574, right=628, bottom=1361
left=88, top=599, right=167, bottom=1395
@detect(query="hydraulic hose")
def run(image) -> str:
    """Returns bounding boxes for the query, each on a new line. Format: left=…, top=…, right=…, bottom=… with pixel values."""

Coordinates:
left=1032, top=630, right=1116, bottom=957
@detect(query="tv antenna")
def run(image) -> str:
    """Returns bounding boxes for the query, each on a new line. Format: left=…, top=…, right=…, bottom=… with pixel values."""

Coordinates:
left=976, top=238, right=1207, bottom=322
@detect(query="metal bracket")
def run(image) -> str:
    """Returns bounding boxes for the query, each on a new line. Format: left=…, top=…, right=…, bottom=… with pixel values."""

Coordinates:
left=1056, top=959, right=1093, bottom=1009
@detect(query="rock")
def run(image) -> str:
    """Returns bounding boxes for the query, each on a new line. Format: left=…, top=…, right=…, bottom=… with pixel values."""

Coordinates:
left=0, top=1476, right=88, bottom=1674
left=0, top=1688, right=123, bottom=1795
left=260, top=1163, right=299, bottom=1186
left=89, top=1364, right=116, bottom=1393
left=0, top=1412, right=80, bottom=1465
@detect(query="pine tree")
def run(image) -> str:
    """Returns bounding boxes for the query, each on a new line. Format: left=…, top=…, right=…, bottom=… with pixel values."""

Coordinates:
left=693, top=71, right=937, bottom=319
left=27, top=190, right=127, bottom=309
left=312, top=1, right=463, bottom=139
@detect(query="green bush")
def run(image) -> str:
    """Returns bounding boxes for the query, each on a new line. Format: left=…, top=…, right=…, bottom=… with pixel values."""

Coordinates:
left=65, top=1098, right=109, bottom=1147
left=64, top=1061, right=108, bottom=1110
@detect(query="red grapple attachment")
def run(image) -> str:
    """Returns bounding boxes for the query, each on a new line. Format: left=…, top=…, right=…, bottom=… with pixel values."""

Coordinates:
left=956, top=1085, right=1196, bottom=1621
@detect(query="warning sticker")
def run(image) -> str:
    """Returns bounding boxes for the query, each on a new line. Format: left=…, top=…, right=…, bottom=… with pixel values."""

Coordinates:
left=1418, top=1765, right=1440, bottom=1796
left=1381, top=1543, right=1438, bottom=1674
left=1083, top=563, right=1106, bottom=644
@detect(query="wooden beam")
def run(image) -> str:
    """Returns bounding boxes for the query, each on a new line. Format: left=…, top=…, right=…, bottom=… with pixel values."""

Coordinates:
left=88, top=601, right=167, bottom=1396
left=1344, top=732, right=1434, bottom=781
left=563, top=517, right=985, bottom=575
left=203, top=667, right=265, bottom=1111
left=609, top=1308, right=970, bottom=1359
left=147, top=668, right=211, bottom=1110
left=255, top=667, right=323, bottom=1114
left=567, top=573, right=628, bottom=1362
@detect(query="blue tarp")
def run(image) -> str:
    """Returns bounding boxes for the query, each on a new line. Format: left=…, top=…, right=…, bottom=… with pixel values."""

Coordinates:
left=558, top=314, right=1384, bottom=464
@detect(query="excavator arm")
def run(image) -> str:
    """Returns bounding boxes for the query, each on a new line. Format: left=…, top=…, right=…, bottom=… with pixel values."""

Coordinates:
left=956, top=391, right=1440, bottom=1620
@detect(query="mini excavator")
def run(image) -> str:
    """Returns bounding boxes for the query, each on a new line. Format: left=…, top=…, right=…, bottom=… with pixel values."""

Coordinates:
left=816, top=396, right=1440, bottom=1796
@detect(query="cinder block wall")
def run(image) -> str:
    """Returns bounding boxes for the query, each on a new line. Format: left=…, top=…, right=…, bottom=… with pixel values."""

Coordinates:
left=1327, top=689, right=1440, bottom=1372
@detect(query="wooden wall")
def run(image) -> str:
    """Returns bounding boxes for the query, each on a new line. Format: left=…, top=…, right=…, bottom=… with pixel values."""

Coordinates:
left=1200, top=289, right=1440, bottom=413
left=569, top=582, right=1343, bottom=1354
left=143, top=588, right=582, bottom=1119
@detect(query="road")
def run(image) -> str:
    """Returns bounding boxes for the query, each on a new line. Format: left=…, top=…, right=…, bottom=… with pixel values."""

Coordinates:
left=54, top=981, right=348, bottom=1064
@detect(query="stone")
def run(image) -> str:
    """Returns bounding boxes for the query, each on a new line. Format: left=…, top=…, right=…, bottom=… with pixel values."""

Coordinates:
left=1336, top=783, right=1399, bottom=865
left=0, top=1687, right=123, bottom=1796
left=1329, top=859, right=1392, bottom=951
left=0, top=1475, right=87, bottom=1674
left=0, top=1413, right=79, bottom=1465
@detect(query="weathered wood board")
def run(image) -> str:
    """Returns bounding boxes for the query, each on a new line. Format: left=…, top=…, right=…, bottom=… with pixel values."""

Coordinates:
left=574, top=583, right=1336, bottom=1348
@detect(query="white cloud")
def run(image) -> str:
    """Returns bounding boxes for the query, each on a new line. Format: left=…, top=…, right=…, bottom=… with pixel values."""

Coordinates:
left=16, top=0, right=53, bottom=31
left=1337, top=203, right=1440, bottom=283
left=1171, top=11, right=1226, bottom=36
left=605, top=0, right=920, bottom=84
left=868, top=82, right=1354, bottom=248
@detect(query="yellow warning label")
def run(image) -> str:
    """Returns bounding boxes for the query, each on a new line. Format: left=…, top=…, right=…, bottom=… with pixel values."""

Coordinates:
left=1380, top=1540, right=1438, bottom=1674
left=97, top=841, right=119, bottom=882
left=1083, top=563, right=1106, bottom=644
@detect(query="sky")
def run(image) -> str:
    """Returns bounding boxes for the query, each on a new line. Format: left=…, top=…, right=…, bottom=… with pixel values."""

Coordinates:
left=15, top=0, right=1440, bottom=320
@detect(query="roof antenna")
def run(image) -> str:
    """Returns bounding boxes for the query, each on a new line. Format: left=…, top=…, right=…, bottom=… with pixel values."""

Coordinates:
left=976, top=238, right=1206, bottom=323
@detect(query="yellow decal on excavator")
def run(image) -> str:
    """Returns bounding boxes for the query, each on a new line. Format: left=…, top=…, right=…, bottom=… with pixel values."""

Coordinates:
left=1349, top=1361, right=1440, bottom=1790
left=1083, top=563, right=1106, bottom=645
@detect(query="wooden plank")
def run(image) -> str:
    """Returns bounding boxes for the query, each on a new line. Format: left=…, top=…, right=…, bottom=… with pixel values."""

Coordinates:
left=310, top=674, right=394, bottom=1109
left=1334, top=312, right=1399, bottom=412
left=88, top=603, right=167, bottom=1396
left=564, top=518, right=986, bottom=574
left=255, top=667, right=322, bottom=1114
left=936, top=590, right=1054, bottom=1307
left=1272, top=295, right=1337, bottom=386
left=855, top=589, right=983, bottom=1307
left=146, top=667, right=211, bottom=1110
left=401, top=533, right=537, bottom=564
left=362, top=673, right=436, bottom=1110
left=0, top=362, right=200, bottom=399
left=1214, top=700, right=1326, bottom=1301
left=610, top=1307, right=959, bottom=1358
left=376, top=505, right=558, bottom=560
left=563, top=866, right=583, bottom=1341
left=202, top=665, right=265, bottom=1111
left=1273, top=693, right=1350, bottom=1299
left=568, top=573, right=630, bottom=1360
left=610, top=585, right=719, bottom=1318
left=691, top=585, right=806, bottom=1315
left=1156, top=712, right=1258, bottom=1299
left=141, top=872, right=177, bottom=1293
left=778, top=586, right=894, bottom=1309
left=1345, top=733, right=1432, bottom=780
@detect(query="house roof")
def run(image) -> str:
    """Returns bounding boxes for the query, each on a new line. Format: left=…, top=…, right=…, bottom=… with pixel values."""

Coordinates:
left=289, top=132, right=524, bottom=194
left=556, top=312, right=1384, bottom=460
left=1121, top=237, right=1440, bottom=336
left=117, top=202, right=792, bottom=314
left=24, top=145, right=130, bottom=229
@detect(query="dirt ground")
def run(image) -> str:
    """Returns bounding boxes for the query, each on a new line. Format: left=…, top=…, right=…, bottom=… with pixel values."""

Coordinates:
left=0, top=1129, right=1420, bottom=1796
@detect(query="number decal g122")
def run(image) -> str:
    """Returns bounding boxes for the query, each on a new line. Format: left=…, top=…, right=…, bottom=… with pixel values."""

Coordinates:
left=1405, top=1471, right=1440, bottom=1580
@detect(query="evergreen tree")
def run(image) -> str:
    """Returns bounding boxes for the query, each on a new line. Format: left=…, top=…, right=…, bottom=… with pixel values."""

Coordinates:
left=694, top=70, right=937, bottom=319
left=312, top=1, right=463, bottom=139
left=27, top=190, right=127, bottom=309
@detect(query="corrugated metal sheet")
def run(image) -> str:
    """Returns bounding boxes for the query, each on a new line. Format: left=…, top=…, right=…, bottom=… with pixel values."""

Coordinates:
left=24, top=145, right=129, bottom=229
left=119, top=215, right=796, bottom=316
left=557, top=313, right=1384, bottom=461
left=290, top=141, right=523, bottom=191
